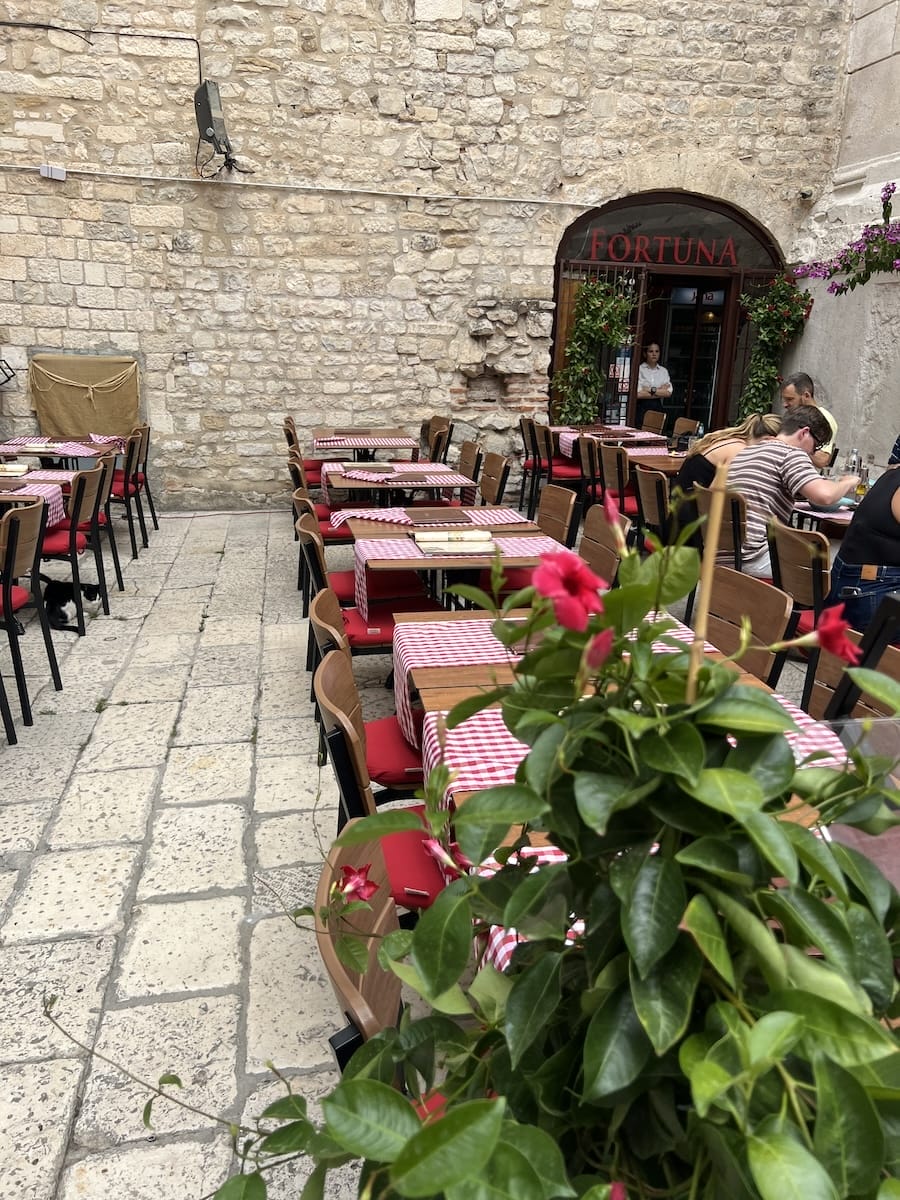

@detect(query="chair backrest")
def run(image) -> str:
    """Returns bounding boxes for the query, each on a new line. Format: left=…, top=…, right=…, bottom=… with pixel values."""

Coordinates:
left=519, top=415, right=535, bottom=460
left=314, top=649, right=377, bottom=817
left=0, top=498, right=45, bottom=580
left=694, top=484, right=747, bottom=570
left=315, top=820, right=401, bottom=1051
left=704, top=565, right=793, bottom=681
left=578, top=504, right=630, bottom=586
left=283, top=419, right=300, bottom=452
left=767, top=522, right=830, bottom=611
left=479, top=452, right=510, bottom=505
left=600, top=443, right=629, bottom=499
left=824, top=593, right=900, bottom=719
left=118, top=432, right=142, bottom=485
left=428, top=426, right=450, bottom=464
left=287, top=450, right=310, bottom=492
left=577, top=436, right=601, bottom=496
left=309, top=587, right=351, bottom=659
left=672, top=417, right=699, bottom=440
left=295, top=514, right=330, bottom=595
left=66, top=462, right=105, bottom=525
left=457, top=440, right=483, bottom=484
left=131, top=423, right=152, bottom=471
left=536, top=484, right=580, bottom=547
left=634, top=467, right=670, bottom=539
left=808, top=631, right=900, bottom=720
left=642, top=410, right=667, bottom=435
left=95, top=453, right=117, bottom=507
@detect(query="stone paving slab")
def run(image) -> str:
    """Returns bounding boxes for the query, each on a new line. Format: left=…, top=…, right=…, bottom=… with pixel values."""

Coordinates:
left=48, top=768, right=159, bottom=848
left=78, top=701, right=180, bottom=770
left=0, top=1058, right=85, bottom=1197
left=136, top=803, right=247, bottom=898
left=58, top=1137, right=233, bottom=1200
left=174, top=683, right=257, bottom=745
left=159, top=743, right=253, bottom=804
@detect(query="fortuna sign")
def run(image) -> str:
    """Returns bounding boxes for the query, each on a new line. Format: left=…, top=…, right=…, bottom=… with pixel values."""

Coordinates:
left=587, top=228, right=739, bottom=267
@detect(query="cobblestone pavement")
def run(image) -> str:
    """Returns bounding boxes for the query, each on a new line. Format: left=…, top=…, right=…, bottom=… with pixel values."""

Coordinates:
left=0, top=511, right=382, bottom=1200
left=0, top=509, right=809, bottom=1199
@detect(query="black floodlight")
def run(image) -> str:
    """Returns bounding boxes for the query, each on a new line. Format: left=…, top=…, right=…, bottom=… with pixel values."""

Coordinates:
left=194, top=80, right=234, bottom=160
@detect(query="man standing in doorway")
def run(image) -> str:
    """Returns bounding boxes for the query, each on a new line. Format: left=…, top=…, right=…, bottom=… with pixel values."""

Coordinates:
left=780, top=371, right=837, bottom=470
left=636, top=343, right=673, bottom=424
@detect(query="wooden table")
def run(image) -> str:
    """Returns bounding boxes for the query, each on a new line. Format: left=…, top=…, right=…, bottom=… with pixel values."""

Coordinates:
left=344, top=507, right=537, bottom=540
left=311, top=427, right=419, bottom=460
left=321, top=461, right=478, bottom=504
left=630, top=453, right=686, bottom=477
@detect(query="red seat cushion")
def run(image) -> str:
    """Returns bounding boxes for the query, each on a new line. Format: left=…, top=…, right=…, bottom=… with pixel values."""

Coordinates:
left=42, top=528, right=87, bottom=555
left=112, top=469, right=145, bottom=485
left=606, top=492, right=639, bottom=517
left=477, top=566, right=534, bottom=594
left=110, top=479, right=139, bottom=498
left=341, top=599, right=442, bottom=648
left=796, top=609, right=816, bottom=636
left=550, top=458, right=582, bottom=479
left=0, top=585, right=31, bottom=615
left=327, top=568, right=427, bottom=605
left=54, top=513, right=107, bottom=532
left=382, top=806, right=445, bottom=910
left=365, top=715, right=424, bottom=788
left=320, top=521, right=354, bottom=543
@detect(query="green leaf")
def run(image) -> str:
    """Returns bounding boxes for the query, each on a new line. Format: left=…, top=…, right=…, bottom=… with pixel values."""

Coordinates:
left=446, top=1139, right=545, bottom=1200
left=698, top=688, right=798, bottom=734
left=780, top=945, right=872, bottom=1016
left=746, top=1011, right=804, bottom=1067
left=452, top=785, right=549, bottom=830
left=524, top=723, right=567, bottom=794
left=501, top=1122, right=576, bottom=1199
left=468, top=964, right=512, bottom=1024
left=621, top=856, right=686, bottom=978
left=335, top=810, right=426, bottom=844
left=847, top=667, right=900, bottom=713
left=574, top=770, right=641, bottom=834
left=142, top=1097, right=154, bottom=1129
left=676, top=838, right=753, bottom=888
left=157, top=1072, right=182, bottom=1088
left=780, top=823, right=849, bottom=902
left=409, top=884, right=473, bottom=997
left=334, top=933, right=368, bottom=974
left=724, top=732, right=797, bottom=798
left=322, top=1079, right=421, bottom=1162
left=214, top=1176, right=267, bottom=1200
left=702, top=884, right=788, bottom=989
left=630, top=937, right=702, bottom=1053
left=688, top=768, right=766, bottom=817
left=444, top=687, right=512, bottom=729
left=759, top=887, right=854, bottom=975
left=847, top=903, right=896, bottom=1011
left=389, top=960, right=472, bottom=1016
left=813, top=1056, right=884, bottom=1195
left=764, top=990, right=898, bottom=1065
left=583, top=985, right=652, bottom=1101
left=878, top=1180, right=900, bottom=1199
left=687, top=1058, right=737, bottom=1119
left=390, top=1099, right=505, bottom=1197
left=258, top=1119, right=313, bottom=1156
left=747, top=1131, right=840, bottom=1200
left=656, top=545, right=701, bottom=604
left=261, top=1094, right=308, bottom=1121
left=504, top=952, right=563, bottom=1068
left=830, top=842, right=893, bottom=922
left=741, top=812, right=799, bottom=883
left=682, top=893, right=735, bottom=986
left=637, top=723, right=705, bottom=783
left=502, top=865, right=569, bottom=940
left=299, top=1162, right=327, bottom=1200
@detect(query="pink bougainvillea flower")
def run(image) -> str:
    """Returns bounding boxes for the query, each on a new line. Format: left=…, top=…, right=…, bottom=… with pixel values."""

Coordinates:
left=339, top=863, right=378, bottom=902
left=533, top=549, right=607, bottom=632
left=586, top=627, right=615, bottom=669
left=815, top=604, right=862, bottom=664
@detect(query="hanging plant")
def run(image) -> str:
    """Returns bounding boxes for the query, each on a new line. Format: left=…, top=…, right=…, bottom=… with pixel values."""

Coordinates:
left=796, top=182, right=900, bottom=294
left=554, top=278, right=635, bottom=425
left=737, top=275, right=813, bottom=418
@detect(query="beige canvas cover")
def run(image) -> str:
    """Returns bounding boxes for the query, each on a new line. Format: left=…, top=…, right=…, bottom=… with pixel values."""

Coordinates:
left=28, top=354, right=139, bottom=437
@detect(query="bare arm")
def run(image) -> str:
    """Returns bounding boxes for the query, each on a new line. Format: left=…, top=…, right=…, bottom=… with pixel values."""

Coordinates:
left=799, top=474, right=859, bottom=506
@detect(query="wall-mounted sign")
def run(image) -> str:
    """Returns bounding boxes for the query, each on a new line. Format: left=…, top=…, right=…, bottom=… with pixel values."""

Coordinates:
left=585, top=228, right=738, bottom=267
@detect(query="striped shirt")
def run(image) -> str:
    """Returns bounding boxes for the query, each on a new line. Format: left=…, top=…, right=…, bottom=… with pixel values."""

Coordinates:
left=726, top=440, right=820, bottom=570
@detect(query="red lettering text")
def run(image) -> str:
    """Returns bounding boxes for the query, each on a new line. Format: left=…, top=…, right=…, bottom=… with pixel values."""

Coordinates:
left=633, top=235, right=652, bottom=263
left=718, top=237, right=737, bottom=266
left=696, top=239, right=715, bottom=266
left=608, top=234, right=631, bottom=261
left=673, top=237, right=693, bottom=266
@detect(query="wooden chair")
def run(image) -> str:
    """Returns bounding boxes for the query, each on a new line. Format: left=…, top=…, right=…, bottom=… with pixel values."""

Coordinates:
left=53, top=453, right=123, bottom=600
left=0, top=499, right=63, bottom=736
left=766, top=522, right=831, bottom=706
left=694, top=483, right=747, bottom=571
left=577, top=504, right=631, bottom=587
left=518, top=416, right=538, bottom=510
left=577, top=436, right=603, bottom=510
left=427, top=422, right=453, bottom=464
left=457, top=440, right=483, bottom=485
left=524, top=419, right=549, bottom=518
left=672, top=417, right=700, bottom=441
left=535, top=483, right=581, bottom=548
left=108, top=432, right=146, bottom=560
left=634, top=467, right=671, bottom=544
left=315, top=823, right=402, bottom=1070
left=824, top=593, right=900, bottom=720
left=534, top=424, right=582, bottom=498
left=131, top=423, right=160, bottom=532
left=479, top=452, right=511, bottom=506
left=41, top=462, right=107, bottom=635
left=702, top=565, right=793, bottom=683
left=641, top=410, right=667, bottom=435
left=599, top=444, right=639, bottom=518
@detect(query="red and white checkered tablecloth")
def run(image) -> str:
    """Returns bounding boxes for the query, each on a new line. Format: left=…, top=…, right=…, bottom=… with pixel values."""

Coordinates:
left=330, top=508, right=412, bottom=527
left=422, top=707, right=531, bottom=801
left=322, top=460, right=462, bottom=502
left=623, top=443, right=673, bottom=458
left=22, top=469, right=77, bottom=484
left=313, top=435, right=418, bottom=450
left=0, top=436, right=123, bottom=457
left=476, top=845, right=578, bottom=973
left=10, top=482, right=66, bottom=527
left=557, top=430, right=668, bottom=457
left=393, top=620, right=522, bottom=747
left=353, top=533, right=563, bottom=618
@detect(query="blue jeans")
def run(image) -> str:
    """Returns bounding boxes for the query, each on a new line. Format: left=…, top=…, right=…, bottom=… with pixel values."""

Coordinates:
left=827, top=555, right=900, bottom=634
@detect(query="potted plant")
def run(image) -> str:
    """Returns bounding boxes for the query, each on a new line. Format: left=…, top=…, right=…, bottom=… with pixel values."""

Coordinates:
left=554, top=279, right=635, bottom=425
left=184, top=503, right=900, bottom=1200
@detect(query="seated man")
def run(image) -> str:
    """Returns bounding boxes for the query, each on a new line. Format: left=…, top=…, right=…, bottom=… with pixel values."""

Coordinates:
left=780, top=371, right=837, bottom=470
left=725, top=405, right=859, bottom=578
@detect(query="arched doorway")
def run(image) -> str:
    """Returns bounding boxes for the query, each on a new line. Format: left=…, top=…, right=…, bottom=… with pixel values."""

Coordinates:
left=552, top=191, right=784, bottom=429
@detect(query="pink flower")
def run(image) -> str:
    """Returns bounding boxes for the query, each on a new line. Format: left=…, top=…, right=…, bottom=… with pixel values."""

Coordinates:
left=533, top=550, right=607, bottom=632
left=610, top=1184, right=627, bottom=1200
left=815, top=604, right=862, bottom=664
left=423, top=838, right=472, bottom=880
left=339, top=863, right=378, bottom=902
left=586, top=628, right=615, bottom=669
left=602, top=491, right=620, bottom=527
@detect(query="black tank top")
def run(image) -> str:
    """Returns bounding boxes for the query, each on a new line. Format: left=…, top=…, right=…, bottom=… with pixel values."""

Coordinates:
left=840, top=469, right=900, bottom=566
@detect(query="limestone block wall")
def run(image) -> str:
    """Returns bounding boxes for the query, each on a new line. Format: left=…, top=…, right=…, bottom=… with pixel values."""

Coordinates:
left=1, top=0, right=850, bottom=508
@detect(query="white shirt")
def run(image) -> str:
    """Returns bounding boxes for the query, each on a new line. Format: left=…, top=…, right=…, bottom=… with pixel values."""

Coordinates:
left=638, top=362, right=671, bottom=395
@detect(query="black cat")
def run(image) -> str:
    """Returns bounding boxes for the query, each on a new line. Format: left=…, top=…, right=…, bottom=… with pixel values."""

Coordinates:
left=39, top=574, right=102, bottom=632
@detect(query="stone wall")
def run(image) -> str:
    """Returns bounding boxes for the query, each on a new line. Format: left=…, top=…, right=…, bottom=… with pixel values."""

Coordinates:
left=1, top=0, right=851, bottom=507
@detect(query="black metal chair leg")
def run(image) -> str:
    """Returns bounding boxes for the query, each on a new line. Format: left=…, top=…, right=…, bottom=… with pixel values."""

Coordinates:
left=6, top=625, right=32, bottom=724
left=33, top=586, right=62, bottom=692
left=143, top=480, right=159, bottom=530
left=91, top=527, right=110, bottom=615
left=134, top=489, right=149, bottom=549
left=104, top=504, right=124, bottom=591
left=123, top=494, right=139, bottom=559
left=70, top=552, right=86, bottom=636
left=0, top=670, right=17, bottom=744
